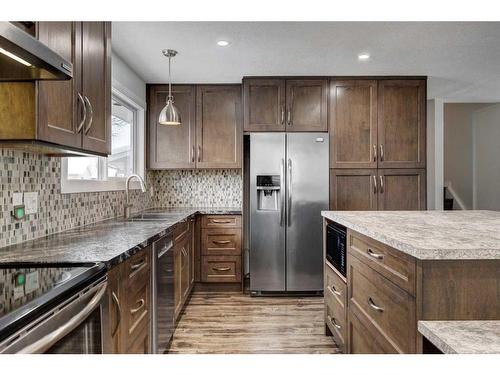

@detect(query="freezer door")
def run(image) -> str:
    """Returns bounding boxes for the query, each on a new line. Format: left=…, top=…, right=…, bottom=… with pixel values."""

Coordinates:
left=249, top=133, right=286, bottom=292
left=286, top=133, right=329, bottom=291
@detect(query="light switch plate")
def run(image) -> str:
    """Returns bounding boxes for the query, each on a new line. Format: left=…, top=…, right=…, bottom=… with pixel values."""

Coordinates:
left=24, top=192, right=38, bottom=215
left=13, top=192, right=23, bottom=206
left=25, top=271, right=39, bottom=294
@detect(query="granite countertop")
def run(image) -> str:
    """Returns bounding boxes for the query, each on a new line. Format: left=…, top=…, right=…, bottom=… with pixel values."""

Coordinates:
left=418, top=320, right=500, bottom=354
left=0, top=207, right=241, bottom=268
left=321, top=210, right=500, bottom=260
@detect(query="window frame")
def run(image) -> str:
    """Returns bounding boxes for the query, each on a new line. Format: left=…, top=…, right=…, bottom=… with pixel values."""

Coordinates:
left=61, top=87, right=145, bottom=194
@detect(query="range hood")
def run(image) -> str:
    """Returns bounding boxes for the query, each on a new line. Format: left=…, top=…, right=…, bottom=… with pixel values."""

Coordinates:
left=0, top=22, right=72, bottom=81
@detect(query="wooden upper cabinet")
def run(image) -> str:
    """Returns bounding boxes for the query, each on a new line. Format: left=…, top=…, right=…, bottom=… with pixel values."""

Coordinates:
left=330, top=169, right=377, bottom=211
left=37, top=22, right=82, bottom=149
left=148, top=85, right=196, bottom=169
left=378, top=80, right=426, bottom=169
left=330, top=80, right=378, bottom=168
left=243, top=78, right=285, bottom=132
left=81, top=22, right=111, bottom=155
left=377, top=169, right=426, bottom=210
left=196, top=85, right=242, bottom=168
left=286, top=79, right=328, bottom=132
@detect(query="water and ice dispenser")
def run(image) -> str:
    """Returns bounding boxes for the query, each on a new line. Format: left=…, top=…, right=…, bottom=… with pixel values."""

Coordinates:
left=256, top=175, right=281, bottom=211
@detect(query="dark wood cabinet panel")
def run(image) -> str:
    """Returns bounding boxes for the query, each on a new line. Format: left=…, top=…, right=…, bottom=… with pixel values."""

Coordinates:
left=243, top=78, right=285, bottom=132
left=330, top=80, right=378, bottom=168
left=377, top=169, right=426, bottom=210
left=330, top=169, right=378, bottom=211
left=378, top=80, right=426, bottom=169
left=148, top=85, right=196, bottom=169
left=37, top=22, right=82, bottom=149
left=286, top=79, right=328, bottom=132
left=81, top=22, right=111, bottom=154
left=196, top=85, right=242, bottom=168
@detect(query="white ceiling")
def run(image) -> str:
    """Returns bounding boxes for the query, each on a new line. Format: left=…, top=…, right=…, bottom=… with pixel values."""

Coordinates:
left=112, top=22, right=500, bottom=102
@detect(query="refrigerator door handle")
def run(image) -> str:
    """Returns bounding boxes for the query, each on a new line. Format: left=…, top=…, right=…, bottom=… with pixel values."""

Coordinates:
left=287, top=158, right=292, bottom=226
left=280, top=158, right=285, bottom=226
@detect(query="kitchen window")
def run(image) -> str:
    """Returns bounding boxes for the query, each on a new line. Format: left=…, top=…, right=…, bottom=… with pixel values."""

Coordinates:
left=61, top=88, right=145, bottom=193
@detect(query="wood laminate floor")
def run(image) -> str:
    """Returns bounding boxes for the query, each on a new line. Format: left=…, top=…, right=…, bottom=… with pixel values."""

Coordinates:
left=168, top=291, right=340, bottom=354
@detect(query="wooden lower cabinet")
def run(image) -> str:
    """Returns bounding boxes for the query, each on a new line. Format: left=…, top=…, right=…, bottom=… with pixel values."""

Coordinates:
left=330, top=169, right=377, bottom=210
left=173, top=218, right=195, bottom=321
left=324, top=221, right=500, bottom=354
left=105, top=245, right=152, bottom=353
left=200, top=214, right=242, bottom=285
left=377, top=169, right=426, bottom=210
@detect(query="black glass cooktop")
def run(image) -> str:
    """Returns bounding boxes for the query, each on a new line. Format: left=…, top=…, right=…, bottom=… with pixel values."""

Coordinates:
left=0, top=263, right=106, bottom=342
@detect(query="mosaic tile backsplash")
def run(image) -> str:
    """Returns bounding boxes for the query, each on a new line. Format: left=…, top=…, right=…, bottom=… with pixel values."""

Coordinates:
left=150, top=169, right=242, bottom=208
left=0, top=149, right=242, bottom=249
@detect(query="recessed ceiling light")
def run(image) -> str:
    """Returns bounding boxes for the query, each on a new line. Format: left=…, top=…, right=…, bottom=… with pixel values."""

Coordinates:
left=217, top=40, right=230, bottom=47
left=358, top=53, right=370, bottom=61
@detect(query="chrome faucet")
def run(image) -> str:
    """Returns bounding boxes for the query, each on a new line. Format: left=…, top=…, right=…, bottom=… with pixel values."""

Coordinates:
left=124, top=174, right=147, bottom=219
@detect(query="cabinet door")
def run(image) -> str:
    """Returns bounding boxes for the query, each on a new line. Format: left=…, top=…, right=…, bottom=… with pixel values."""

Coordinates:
left=181, top=236, right=190, bottom=301
left=189, top=219, right=195, bottom=288
left=148, top=85, right=196, bottom=169
left=378, top=80, right=426, bottom=168
left=173, top=246, right=182, bottom=319
left=37, top=22, right=83, bottom=149
left=106, top=264, right=123, bottom=353
left=286, top=79, right=328, bottom=132
left=243, top=78, right=285, bottom=132
left=196, top=85, right=242, bottom=168
left=330, top=80, right=377, bottom=168
left=81, top=22, right=111, bottom=155
left=378, top=169, right=426, bottom=210
left=330, top=169, right=378, bottom=211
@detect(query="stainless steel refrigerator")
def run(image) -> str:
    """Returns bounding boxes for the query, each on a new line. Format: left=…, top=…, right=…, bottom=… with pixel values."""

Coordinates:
left=249, top=133, right=329, bottom=293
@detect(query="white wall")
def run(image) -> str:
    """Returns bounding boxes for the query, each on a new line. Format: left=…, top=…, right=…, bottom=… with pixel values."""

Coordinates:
left=443, top=104, right=489, bottom=209
left=112, top=52, right=146, bottom=108
left=427, top=99, right=444, bottom=210
left=473, top=103, right=500, bottom=210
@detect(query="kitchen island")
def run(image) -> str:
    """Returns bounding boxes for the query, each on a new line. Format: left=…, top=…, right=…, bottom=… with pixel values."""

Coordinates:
left=321, top=210, right=500, bottom=354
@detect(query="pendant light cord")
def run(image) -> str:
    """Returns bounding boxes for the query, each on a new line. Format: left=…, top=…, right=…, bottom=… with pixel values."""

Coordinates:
left=168, top=54, right=173, bottom=101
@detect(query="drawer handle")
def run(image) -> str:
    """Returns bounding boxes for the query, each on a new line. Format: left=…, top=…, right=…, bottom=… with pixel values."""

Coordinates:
left=366, top=248, right=383, bottom=260
left=327, top=315, right=341, bottom=330
left=213, top=240, right=231, bottom=245
left=212, top=267, right=231, bottom=272
left=130, top=259, right=146, bottom=270
left=368, top=297, right=384, bottom=312
left=328, top=285, right=341, bottom=297
left=130, top=299, right=145, bottom=314
left=211, top=219, right=232, bottom=224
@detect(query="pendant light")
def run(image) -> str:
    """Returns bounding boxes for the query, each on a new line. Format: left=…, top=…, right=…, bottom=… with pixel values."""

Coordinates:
left=158, top=49, right=181, bottom=126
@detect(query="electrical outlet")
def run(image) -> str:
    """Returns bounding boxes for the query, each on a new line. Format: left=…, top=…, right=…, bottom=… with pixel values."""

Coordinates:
left=13, top=192, right=23, bottom=206
left=24, top=192, right=38, bottom=215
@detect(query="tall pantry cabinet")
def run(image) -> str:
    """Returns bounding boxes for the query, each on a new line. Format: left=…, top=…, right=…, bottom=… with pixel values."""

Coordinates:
left=329, top=78, right=426, bottom=211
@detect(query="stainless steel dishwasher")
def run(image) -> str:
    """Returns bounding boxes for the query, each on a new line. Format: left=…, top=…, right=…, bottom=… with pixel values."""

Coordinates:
left=151, top=232, right=174, bottom=354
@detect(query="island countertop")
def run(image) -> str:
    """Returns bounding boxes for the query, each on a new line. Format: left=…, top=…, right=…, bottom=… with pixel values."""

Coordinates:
left=418, top=320, right=500, bottom=354
left=321, top=210, right=500, bottom=260
left=0, top=207, right=241, bottom=268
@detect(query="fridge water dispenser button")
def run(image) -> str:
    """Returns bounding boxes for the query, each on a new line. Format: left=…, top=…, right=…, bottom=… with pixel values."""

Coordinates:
left=256, top=175, right=280, bottom=211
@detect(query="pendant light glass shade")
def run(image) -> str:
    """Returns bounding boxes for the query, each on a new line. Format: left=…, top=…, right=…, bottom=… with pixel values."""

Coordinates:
left=159, top=49, right=181, bottom=126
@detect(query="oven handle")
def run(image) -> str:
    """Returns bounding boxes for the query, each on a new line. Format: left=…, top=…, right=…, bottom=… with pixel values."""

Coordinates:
left=18, top=281, right=108, bottom=354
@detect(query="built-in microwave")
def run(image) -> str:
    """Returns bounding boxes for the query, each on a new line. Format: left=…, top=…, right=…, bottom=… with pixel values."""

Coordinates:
left=326, top=221, right=347, bottom=277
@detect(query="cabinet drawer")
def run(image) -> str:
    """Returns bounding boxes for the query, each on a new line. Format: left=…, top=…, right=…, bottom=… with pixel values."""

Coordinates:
left=124, top=282, right=150, bottom=339
left=201, top=215, right=241, bottom=229
left=201, top=256, right=241, bottom=283
left=126, top=248, right=151, bottom=290
left=325, top=262, right=347, bottom=309
left=348, top=254, right=416, bottom=353
left=202, top=228, right=241, bottom=256
left=173, top=219, right=190, bottom=242
left=348, top=310, right=398, bottom=354
left=127, top=323, right=150, bottom=354
left=325, top=292, right=346, bottom=351
left=348, top=229, right=416, bottom=295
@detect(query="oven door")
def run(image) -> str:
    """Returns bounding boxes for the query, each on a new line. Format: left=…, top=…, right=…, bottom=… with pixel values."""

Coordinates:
left=2, top=278, right=108, bottom=354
